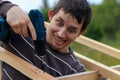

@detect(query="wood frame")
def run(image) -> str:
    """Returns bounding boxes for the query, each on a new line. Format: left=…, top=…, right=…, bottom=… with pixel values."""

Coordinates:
left=0, top=47, right=57, bottom=80
left=75, top=52, right=120, bottom=80
left=75, top=35, right=120, bottom=60
left=111, top=65, right=120, bottom=71
left=58, top=71, right=100, bottom=80
left=0, top=22, right=119, bottom=80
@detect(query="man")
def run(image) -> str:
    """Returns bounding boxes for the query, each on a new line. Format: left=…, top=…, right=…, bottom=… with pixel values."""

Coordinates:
left=0, top=0, right=92, bottom=80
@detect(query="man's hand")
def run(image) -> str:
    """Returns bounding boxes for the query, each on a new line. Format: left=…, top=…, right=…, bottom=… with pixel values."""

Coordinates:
left=6, top=6, right=36, bottom=40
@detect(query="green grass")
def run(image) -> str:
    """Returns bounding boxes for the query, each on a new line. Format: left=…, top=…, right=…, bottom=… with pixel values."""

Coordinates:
left=70, top=41, right=120, bottom=66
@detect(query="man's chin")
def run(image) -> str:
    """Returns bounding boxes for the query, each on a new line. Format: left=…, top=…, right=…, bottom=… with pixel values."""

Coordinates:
left=52, top=44, right=63, bottom=50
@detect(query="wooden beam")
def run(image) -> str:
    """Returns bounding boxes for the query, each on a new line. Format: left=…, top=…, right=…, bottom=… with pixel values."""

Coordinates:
left=44, top=21, right=49, bottom=29
left=111, top=65, right=120, bottom=71
left=75, top=52, right=120, bottom=80
left=0, top=46, right=120, bottom=80
left=0, top=61, right=2, bottom=80
left=75, top=36, right=120, bottom=60
left=57, top=71, right=100, bottom=80
left=0, top=47, right=101, bottom=80
left=0, top=47, right=57, bottom=80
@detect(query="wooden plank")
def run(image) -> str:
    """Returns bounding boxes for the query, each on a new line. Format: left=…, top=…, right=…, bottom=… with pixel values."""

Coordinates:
left=0, top=61, right=2, bottom=80
left=0, top=47, right=57, bottom=80
left=111, top=65, right=120, bottom=71
left=75, top=36, right=120, bottom=60
left=57, top=71, right=100, bottom=80
left=44, top=21, right=49, bottom=29
left=75, top=52, right=120, bottom=80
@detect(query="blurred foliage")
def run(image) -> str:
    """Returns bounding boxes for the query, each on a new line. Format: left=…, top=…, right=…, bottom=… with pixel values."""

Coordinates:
left=84, top=0, right=120, bottom=42
left=42, top=8, right=50, bottom=22
left=43, top=0, right=48, bottom=8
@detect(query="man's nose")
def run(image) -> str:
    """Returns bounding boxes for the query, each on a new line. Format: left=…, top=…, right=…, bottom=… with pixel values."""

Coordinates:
left=57, top=28, right=66, bottom=38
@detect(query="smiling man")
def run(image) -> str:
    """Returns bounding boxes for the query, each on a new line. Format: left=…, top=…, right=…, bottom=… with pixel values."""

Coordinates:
left=47, top=8, right=84, bottom=53
left=0, top=0, right=92, bottom=80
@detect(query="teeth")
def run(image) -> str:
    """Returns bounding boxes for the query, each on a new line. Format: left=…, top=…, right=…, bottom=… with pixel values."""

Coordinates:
left=56, top=37, right=65, bottom=43
left=56, top=38, right=64, bottom=42
left=58, top=39, right=64, bottom=42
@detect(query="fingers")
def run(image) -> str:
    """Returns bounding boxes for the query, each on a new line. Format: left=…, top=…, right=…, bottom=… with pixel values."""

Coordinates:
left=27, top=19, right=37, bottom=40
left=6, top=6, right=37, bottom=40
left=21, top=24, right=29, bottom=37
left=8, top=17, right=37, bottom=40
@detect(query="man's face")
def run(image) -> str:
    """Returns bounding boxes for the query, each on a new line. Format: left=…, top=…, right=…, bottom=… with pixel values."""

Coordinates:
left=47, top=9, right=84, bottom=53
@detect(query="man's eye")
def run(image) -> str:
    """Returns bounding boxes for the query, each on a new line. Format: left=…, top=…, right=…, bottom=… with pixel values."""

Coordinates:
left=56, top=20, right=63, bottom=27
left=68, top=29, right=77, bottom=33
left=57, top=22, right=63, bottom=27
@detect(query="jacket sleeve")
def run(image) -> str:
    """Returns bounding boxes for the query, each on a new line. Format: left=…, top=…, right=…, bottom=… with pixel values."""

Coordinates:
left=0, top=0, right=17, bottom=16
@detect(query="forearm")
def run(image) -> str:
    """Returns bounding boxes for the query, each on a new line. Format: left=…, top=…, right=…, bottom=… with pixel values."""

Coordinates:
left=0, top=0, right=17, bottom=16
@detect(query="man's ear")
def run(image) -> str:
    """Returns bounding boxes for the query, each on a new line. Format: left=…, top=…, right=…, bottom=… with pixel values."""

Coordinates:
left=78, top=29, right=86, bottom=36
left=48, top=9, right=54, bottom=21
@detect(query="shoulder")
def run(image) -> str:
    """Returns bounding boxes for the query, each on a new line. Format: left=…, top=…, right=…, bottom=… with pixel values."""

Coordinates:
left=0, top=0, right=17, bottom=16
